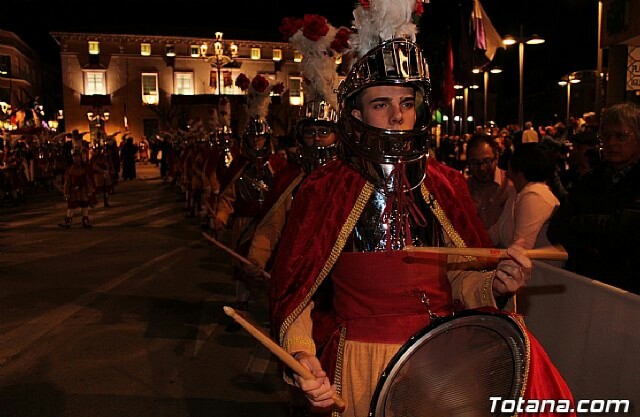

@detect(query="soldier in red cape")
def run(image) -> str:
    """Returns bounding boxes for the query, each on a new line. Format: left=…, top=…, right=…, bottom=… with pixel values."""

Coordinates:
left=269, top=4, right=575, bottom=417
left=59, top=149, right=94, bottom=228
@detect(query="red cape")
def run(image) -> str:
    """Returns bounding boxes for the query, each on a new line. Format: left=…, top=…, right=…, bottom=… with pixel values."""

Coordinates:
left=235, top=161, right=304, bottom=256
left=270, top=157, right=574, bottom=415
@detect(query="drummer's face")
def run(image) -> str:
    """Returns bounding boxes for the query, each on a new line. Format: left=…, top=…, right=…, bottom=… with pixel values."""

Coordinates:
left=351, top=85, right=417, bottom=131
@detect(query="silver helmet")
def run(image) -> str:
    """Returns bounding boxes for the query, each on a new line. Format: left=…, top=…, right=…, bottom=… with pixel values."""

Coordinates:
left=295, top=100, right=339, bottom=172
left=242, top=116, right=272, bottom=160
left=337, top=38, right=431, bottom=189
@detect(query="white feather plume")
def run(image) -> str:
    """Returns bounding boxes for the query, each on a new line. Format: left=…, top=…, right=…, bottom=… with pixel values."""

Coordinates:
left=287, top=21, right=339, bottom=110
left=247, top=77, right=272, bottom=120
left=350, top=0, right=419, bottom=59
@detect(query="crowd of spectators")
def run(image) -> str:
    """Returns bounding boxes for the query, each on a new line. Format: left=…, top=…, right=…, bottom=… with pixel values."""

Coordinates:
left=436, top=104, right=639, bottom=294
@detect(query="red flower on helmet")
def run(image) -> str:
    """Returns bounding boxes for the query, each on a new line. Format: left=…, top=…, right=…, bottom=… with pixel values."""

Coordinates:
left=251, top=74, right=270, bottom=93
left=330, top=27, right=353, bottom=54
left=271, top=82, right=285, bottom=95
left=359, top=0, right=370, bottom=9
left=235, top=73, right=251, bottom=91
left=279, top=17, right=303, bottom=40
left=302, top=14, right=329, bottom=41
left=414, top=0, right=424, bottom=16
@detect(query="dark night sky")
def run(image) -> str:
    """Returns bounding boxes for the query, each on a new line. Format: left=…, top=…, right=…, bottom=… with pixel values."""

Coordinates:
left=0, top=0, right=599, bottom=124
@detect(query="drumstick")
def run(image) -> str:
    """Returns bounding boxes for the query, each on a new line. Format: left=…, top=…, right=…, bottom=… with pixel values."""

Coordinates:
left=405, top=245, right=568, bottom=261
left=223, top=306, right=346, bottom=411
left=202, top=232, right=271, bottom=280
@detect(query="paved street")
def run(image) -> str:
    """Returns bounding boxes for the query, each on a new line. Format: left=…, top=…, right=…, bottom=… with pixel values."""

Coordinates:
left=0, top=164, right=289, bottom=417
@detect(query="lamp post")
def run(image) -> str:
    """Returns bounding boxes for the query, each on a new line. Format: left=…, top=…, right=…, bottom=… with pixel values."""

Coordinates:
left=200, top=32, right=238, bottom=95
left=558, top=75, right=581, bottom=123
left=87, top=109, right=109, bottom=143
left=473, top=66, right=502, bottom=129
left=503, top=26, right=545, bottom=129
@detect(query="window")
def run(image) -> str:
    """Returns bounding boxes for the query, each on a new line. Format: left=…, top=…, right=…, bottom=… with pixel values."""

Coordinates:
left=84, top=71, right=106, bottom=95
left=141, top=73, right=159, bottom=105
left=272, top=49, right=282, bottom=61
left=141, top=43, right=151, bottom=56
left=190, top=45, right=201, bottom=58
left=174, top=72, right=194, bottom=95
left=251, top=48, right=261, bottom=60
left=88, top=41, right=100, bottom=55
left=294, top=50, right=303, bottom=63
left=289, top=76, right=304, bottom=106
left=0, top=55, right=10, bottom=76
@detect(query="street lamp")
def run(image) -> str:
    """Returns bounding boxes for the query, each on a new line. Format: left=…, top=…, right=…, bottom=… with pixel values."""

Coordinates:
left=87, top=110, right=109, bottom=126
left=199, top=32, right=238, bottom=95
left=87, top=109, right=109, bottom=143
left=473, top=66, right=502, bottom=129
left=558, top=73, right=582, bottom=123
left=503, top=26, right=545, bottom=129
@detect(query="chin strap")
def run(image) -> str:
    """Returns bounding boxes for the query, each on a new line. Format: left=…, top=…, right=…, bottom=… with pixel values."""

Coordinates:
left=381, top=161, right=427, bottom=250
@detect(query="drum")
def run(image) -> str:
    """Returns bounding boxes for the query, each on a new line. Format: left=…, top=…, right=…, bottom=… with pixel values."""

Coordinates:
left=369, top=310, right=528, bottom=417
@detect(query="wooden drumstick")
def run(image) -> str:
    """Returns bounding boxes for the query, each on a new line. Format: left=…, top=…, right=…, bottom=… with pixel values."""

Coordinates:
left=202, top=232, right=271, bottom=280
left=223, top=306, right=346, bottom=411
left=405, top=245, right=568, bottom=261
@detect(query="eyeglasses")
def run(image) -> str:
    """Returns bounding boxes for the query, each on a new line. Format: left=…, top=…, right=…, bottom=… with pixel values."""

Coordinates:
left=598, top=130, right=634, bottom=143
left=468, top=158, right=495, bottom=168
left=302, top=126, right=333, bottom=138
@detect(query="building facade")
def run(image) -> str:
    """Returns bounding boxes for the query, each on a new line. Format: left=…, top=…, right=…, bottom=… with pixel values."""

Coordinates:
left=51, top=32, right=308, bottom=143
left=0, top=29, right=56, bottom=131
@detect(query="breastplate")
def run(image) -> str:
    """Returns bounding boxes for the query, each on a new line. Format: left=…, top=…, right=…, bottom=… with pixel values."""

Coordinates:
left=349, top=185, right=445, bottom=252
left=236, top=161, right=272, bottom=203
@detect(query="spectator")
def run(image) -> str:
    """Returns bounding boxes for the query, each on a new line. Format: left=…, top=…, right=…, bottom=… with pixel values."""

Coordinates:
left=522, top=121, right=539, bottom=144
left=548, top=102, right=640, bottom=293
left=490, top=143, right=559, bottom=253
left=497, top=131, right=513, bottom=170
left=561, top=130, right=602, bottom=194
left=466, top=135, right=515, bottom=230
left=120, top=136, right=138, bottom=180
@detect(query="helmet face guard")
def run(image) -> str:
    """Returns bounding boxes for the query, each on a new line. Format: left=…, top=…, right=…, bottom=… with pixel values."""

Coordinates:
left=337, top=38, right=431, bottom=166
left=242, top=118, right=272, bottom=160
left=295, top=115, right=339, bottom=172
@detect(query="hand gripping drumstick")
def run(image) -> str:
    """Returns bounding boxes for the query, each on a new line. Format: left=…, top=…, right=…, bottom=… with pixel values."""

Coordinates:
left=223, top=306, right=346, bottom=411
left=202, top=232, right=271, bottom=280
left=405, top=245, right=568, bottom=261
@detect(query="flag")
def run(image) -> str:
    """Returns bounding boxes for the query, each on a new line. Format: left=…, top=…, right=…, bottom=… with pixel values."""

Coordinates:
left=223, top=71, right=232, bottom=88
left=210, top=70, right=217, bottom=89
left=470, top=0, right=505, bottom=61
left=444, top=37, right=456, bottom=105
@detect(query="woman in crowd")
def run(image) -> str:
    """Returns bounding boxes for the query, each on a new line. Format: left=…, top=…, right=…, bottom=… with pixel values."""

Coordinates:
left=489, top=143, right=560, bottom=253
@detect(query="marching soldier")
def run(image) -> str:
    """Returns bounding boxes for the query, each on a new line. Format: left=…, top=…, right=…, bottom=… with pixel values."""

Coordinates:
left=90, top=144, right=113, bottom=207
left=59, top=149, right=94, bottom=229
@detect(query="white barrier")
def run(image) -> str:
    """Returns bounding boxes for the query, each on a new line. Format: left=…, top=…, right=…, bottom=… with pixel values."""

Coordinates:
left=519, top=261, right=640, bottom=415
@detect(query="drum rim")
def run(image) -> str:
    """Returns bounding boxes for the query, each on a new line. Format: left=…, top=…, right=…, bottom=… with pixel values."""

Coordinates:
left=368, top=310, right=528, bottom=417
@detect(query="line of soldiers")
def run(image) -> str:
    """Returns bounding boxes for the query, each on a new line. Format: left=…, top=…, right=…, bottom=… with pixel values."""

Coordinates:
left=155, top=101, right=337, bottom=335
left=0, top=135, right=68, bottom=205
left=159, top=5, right=576, bottom=415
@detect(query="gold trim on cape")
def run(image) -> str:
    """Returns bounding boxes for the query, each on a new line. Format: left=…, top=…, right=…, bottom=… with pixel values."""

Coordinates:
left=331, top=326, right=347, bottom=417
left=511, top=314, right=532, bottom=417
left=279, top=181, right=375, bottom=344
left=420, top=183, right=468, bottom=248
left=254, top=172, right=304, bottom=233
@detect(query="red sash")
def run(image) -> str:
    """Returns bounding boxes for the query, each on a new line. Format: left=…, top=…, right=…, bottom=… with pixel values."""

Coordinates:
left=332, top=251, right=453, bottom=343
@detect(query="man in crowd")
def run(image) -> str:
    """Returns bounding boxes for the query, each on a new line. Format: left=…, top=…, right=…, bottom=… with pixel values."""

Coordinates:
left=466, top=135, right=515, bottom=229
left=548, top=102, right=640, bottom=294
